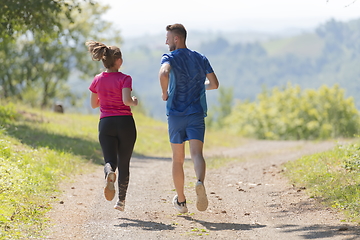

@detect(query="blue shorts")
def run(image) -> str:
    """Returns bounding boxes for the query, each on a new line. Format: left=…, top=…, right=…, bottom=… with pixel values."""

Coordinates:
left=168, top=113, right=205, bottom=144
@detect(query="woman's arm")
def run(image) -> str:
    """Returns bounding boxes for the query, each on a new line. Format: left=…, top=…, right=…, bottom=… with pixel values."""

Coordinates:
left=90, top=92, right=100, bottom=108
left=122, top=88, right=138, bottom=106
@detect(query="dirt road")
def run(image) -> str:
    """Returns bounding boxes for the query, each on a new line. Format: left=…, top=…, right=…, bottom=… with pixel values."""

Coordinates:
left=45, top=140, right=360, bottom=239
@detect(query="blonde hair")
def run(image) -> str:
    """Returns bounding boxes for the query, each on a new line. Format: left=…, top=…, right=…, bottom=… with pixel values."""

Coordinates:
left=85, top=40, right=122, bottom=69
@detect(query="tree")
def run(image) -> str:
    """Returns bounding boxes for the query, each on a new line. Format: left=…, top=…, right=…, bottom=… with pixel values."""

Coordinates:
left=206, top=86, right=234, bottom=128
left=0, top=0, right=92, bottom=40
left=200, top=37, right=230, bottom=55
left=216, top=86, right=234, bottom=126
left=0, top=2, right=122, bottom=107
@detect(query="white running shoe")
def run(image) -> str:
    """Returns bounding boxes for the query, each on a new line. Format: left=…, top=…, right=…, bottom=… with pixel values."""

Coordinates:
left=172, top=195, right=188, bottom=213
left=195, top=181, right=208, bottom=211
left=104, top=171, right=116, bottom=201
left=114, top=200, right=125, bottom=211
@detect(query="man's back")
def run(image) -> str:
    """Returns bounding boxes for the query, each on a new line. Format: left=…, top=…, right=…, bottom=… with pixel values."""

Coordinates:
left=161, top=48, right=213, bottom=117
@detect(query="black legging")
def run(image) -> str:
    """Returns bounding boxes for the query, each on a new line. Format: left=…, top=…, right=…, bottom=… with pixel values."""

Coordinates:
left=98, top=115, right=136, bottom=201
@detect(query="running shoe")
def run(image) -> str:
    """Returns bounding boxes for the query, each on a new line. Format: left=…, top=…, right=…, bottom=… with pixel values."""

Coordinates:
left=114, top=200, right=125, bottom=211
left=172, top=195, right=188, bottom=213
left=104, top=171, right=116, bottom=201
left=195, top=181, right=208, bottom=211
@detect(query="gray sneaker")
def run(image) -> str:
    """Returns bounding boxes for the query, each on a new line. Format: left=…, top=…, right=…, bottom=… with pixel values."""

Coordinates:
left=172, top=195, right=188, bottom=213
left=104, top=171, right=116, bottom=201
left=114, top=200, right=125, bottom=211
left=195, top=181, right=208, bottom=211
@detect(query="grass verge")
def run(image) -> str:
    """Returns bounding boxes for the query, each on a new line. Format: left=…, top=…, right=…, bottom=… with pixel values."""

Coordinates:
left=0, top=135, right=91, bottom=239
left=0, top=103, right=243, bottom=238
left=283, top=141, right=360, bottom=223
left=0, top=104, right=95, bottom=239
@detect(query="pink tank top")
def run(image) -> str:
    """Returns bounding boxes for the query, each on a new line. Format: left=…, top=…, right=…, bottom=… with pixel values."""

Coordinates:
left=89, top=72, right=132, bottom=119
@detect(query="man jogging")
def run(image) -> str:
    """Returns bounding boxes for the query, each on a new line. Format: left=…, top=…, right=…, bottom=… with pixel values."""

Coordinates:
left=159, top=23, right=219, bottom=213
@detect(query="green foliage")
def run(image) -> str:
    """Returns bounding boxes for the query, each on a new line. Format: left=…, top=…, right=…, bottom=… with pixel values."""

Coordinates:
left=284, top=142, right=360, bottom=223
left=207, top=86, right=234, bottom=128
left=0, top=103, right=101, bottom=238
left=224, top=84, right=360, bottom=140
left=0, top=0, right=89, bottom=40
left=0, top=134, right=89, bottom=239
left=342, top=143, right=360, bottom=172
left=0, top=104, right=18, bottom=126
left=0, top=1, right=121, bottom=108
left=120, top=18, right=360, bottom=119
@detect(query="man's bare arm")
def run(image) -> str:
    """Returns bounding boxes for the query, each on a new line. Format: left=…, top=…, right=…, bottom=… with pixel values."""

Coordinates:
left=159, top=63, right=171, bottom=101
left=205, top=72, right=219, bottom=90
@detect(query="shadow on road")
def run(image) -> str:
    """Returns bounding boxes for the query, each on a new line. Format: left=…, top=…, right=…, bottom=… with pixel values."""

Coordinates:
left=275, top=224, right=360, bottom=239
left=179, top=215, right=266, bottom=231
left=115, top=218, right=175, bottom=231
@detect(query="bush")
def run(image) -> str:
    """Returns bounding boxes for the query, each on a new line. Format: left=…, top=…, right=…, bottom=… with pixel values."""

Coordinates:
left=0, top=104, right=18, bottom=126
left=224, top=84, right=360, bottom=140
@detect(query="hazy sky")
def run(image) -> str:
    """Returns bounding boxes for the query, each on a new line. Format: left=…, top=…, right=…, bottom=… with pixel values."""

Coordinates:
left=98, top=0, right=360, bottom=38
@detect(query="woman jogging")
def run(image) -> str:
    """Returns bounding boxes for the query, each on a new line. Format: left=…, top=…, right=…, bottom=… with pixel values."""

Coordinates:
left=86, top=40, right=138, bottom=211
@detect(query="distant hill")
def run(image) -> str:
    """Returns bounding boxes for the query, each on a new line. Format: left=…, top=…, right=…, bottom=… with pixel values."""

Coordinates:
left=121, top=29, right=305, bottom=51
left=69, top=18, right=360, bottom=121
left=262, top=32, right=324, bottom=58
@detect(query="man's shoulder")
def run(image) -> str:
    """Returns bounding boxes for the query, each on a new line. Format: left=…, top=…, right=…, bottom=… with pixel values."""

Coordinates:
left=161, top=53, right=172, bottom=65
left=161, top=53, right=172, bottom=58
left=161, top=49, right=206, bottom=63
left=192, top=50, right=206, bottom=58
left=173, top=48, right=204, bottom=58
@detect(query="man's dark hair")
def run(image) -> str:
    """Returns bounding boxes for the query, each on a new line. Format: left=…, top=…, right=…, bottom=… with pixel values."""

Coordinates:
left=166, top=23, right=187, bottom=40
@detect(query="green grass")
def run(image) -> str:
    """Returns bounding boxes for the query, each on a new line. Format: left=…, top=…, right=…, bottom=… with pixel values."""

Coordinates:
left=0, top=103, right=245, bottom=239
left=3, top=101, right=359, bottom=239
left=1, top=104, right=96, bottom=239
left=283, top=142, right=360, bottom=223
left=132, top=111, right=171, bottom=157
left=0, top=136, right=90, bottom=239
